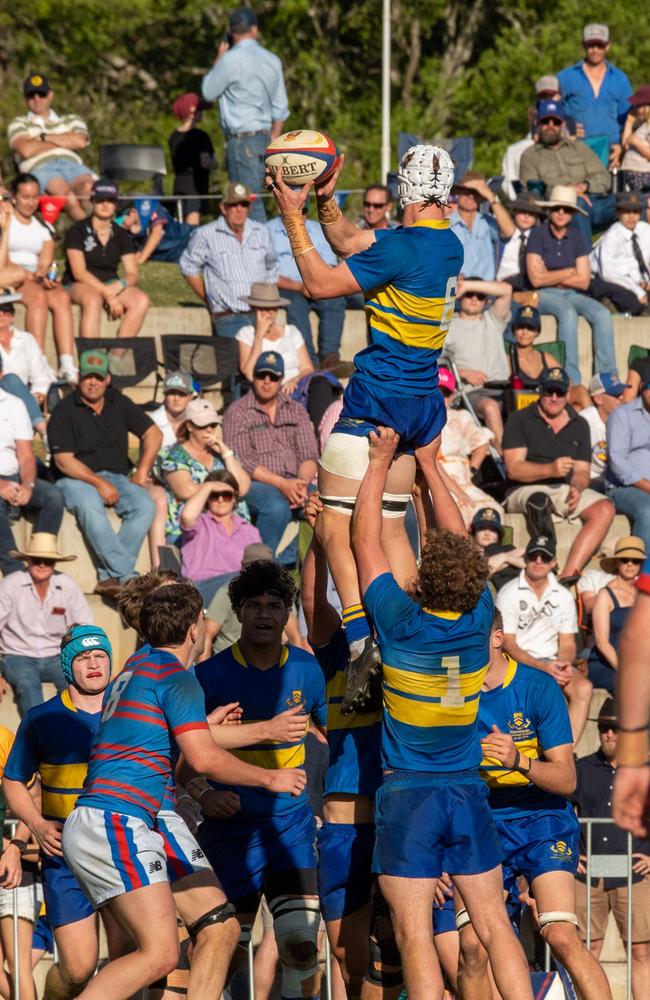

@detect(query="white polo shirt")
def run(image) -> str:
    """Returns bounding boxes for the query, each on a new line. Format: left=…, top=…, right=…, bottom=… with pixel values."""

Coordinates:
left=496, top=569, right=578, bottom=660
left=0, top=388, right=33, bottom=476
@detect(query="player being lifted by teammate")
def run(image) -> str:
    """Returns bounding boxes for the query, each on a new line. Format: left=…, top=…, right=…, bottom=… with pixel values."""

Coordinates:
left=267, top=146, right=462, bottom=711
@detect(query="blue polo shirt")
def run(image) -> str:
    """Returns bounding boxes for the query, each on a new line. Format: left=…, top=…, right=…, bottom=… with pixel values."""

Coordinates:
left=450, top=210, right=496, bottom=280
left=557, top=61, right=632, bottom=146
left=526, top=221, right=591, bottom=272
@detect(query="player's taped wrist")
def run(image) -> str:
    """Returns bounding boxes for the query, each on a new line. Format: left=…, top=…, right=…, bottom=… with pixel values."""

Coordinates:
left=186, top=776, right=211, bottom=803
left=283, top=211, right=314, bottom=257
left=617, top=729, right=650, bottom=768
left=318, top=197, right=342, bottom=226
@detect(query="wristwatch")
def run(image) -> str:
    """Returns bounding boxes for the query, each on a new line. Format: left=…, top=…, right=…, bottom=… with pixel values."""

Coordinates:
left=40, top=132, right=46, bottom=142
left=9, top=839, right=27, bottom=855
left=22, top=481, right=36, bottom=490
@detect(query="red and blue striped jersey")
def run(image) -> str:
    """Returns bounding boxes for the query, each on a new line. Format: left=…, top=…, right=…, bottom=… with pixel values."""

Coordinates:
left=77, top=645, right=208, bottom=827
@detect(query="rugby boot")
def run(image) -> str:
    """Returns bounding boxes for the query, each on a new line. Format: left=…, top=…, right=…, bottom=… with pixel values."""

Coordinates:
left=524, top=491, right=556, bottom=546
left=340, top=636, right=382, bottom=715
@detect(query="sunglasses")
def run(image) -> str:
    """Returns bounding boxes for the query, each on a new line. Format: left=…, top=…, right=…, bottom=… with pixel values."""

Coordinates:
left=255, top=372, right=282, bottom=382
left=364, top=201, right=388, bottom=209
left=541, top=118, right=563, bottom=127
left=464, top=292, right=488, bottom=301
left=541, top=387, right=568, bottom=397
left=597, top=723, right=618, bottom=733
left=618, top=557, right=643, bottom=565
left=165, top=390, right=190, bottom=398
left=586, top=41, right=607, bottom=49
left=210, top=490, right=235, bottom=501
left=227, top=201, right=250, bottom=208
left=29, top=557, right=56, bottom=566
left=528, top=552, right=553, bottom=562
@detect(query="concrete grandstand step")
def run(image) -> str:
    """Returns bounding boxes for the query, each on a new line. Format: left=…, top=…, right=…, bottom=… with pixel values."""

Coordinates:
left=503, top=513, right=631, bottom=569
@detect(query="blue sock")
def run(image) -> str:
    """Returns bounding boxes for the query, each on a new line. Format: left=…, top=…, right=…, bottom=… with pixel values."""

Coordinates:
left=342, top=604, right=371, bottom=645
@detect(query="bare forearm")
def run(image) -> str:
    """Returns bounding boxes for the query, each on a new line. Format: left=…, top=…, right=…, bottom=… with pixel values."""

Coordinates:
left=193, top=745, right=273, bottom=790
left=617, top=593, right=650, bottom=731
left=208, top=720, right=274, bottom=748
left=183, top=273, right=206, bottom=302
left=502, top=635, right=546, bottom=670
left=49, top=131, right=88, bottom=151
left=527, top=758, right=575, bottom=796
left=297, top=460, right=317, bottom=483
left=252, top=466, right=286, bottom=489
left=505, top=459, right=554, bottom=482
left=136, top=428, right=162, bottom=477
left=54, top=454, right=105, bottom=487
left=418, top=456, right=466, bottom=535
left=180, top=483, right=212, bottom=528
left=2, top=780, right=42, bottom=832
left=18, top=451, right=37, bottom=487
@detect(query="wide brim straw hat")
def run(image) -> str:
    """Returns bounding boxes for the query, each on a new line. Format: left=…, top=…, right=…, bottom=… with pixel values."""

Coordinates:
left=241, top=282, right=290, bottom=309
left=537, top=184, right=589, bottom=217
left=9, top=532, right=76, bottom=562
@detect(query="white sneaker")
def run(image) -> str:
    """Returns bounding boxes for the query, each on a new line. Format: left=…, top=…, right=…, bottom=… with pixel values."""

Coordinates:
left=58, top=362, right=78, bottom=385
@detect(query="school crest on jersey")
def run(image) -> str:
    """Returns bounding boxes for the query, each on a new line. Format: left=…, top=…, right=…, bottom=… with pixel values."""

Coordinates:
left=507, top=711, right=534, bottom=740
left=287, top=690, right=303, bottom=707
left=549, top=840, right=574, bottom=861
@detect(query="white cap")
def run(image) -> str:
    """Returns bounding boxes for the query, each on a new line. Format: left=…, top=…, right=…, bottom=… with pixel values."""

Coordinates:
left=397, top=145, right=455, bottom=209
left=583, top=23, right=609, bottom=44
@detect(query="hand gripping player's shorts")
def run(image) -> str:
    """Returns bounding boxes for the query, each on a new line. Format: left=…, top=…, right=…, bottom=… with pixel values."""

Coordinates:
left=373, top=770, right=503, bottom=879
left=318, top=821, right=375, bottom=922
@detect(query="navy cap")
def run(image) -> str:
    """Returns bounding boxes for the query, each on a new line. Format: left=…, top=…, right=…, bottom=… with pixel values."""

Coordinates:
left=470, top=507, right=504, bottom=538
left=537, top=99, right=566, bottom=122
left=513, top=304, right=541, bottom=332
left=91, top=178, right=119, bottom=203
left=588, top=372, right=625, bottom=397
left=254, top=351, right=285, bottom=378
left=23, top=73, right=50, bottom=96
left=525, top=534, right=556, bottom=559
left=229, top=7, right=258, bottom=33
left=538, top=366, right=570, bottom=393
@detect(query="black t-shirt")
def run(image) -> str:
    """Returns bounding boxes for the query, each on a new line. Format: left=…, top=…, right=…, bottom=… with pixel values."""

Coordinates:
left=63, top=220, right=135, bottom=284
left=168, top=128, right=214, bottom=195
left=484, top=542, right=520, bottom=592
left=48, top=385, right=153, bottom=476
left=503, top=401, right=591, bottom=488
left=631, top=355, right=650, bottom=384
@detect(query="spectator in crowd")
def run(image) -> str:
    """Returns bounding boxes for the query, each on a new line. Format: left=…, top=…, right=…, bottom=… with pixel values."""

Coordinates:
left=507, top=304, right=560, bottom=390
left=0, top=293, right=49, bottom=442
left=503, top=366, right=615, bottom=580
left=579, top=372, right=625, bottom=490
left=0, top=387, right=63, bottom=578
left=179, top=469, right=261, bottom=604
left=470, top=506, right=525, bottom=592
left=622, top=355, right=650, bottom=404
left=0, top=532, right=91, bottom=714
left=573, top=697, right=650, bottom=1000
left=157, top=396, right=250, bottom=545
left=203, top=541, right=275, bottom=657
left=558, top=24, right=632, bottom=168
left=526, top=185, right=618, bottom=384
left=236, top=282, right=313, bottom=391
left=436, top=366, right=504, bottom=525
left=169, top=92, right=216, bottom=226
left=620, top=85, right=650, bottom=193
left=606, top=376, right=650, bottom=550
left=116, top=200, right=196, bottom=265
left=7, top=73, right=94, bottom=222
left=449, top=172, right=497, bottom=279
left=442, top=277, right=512, bottom=450
left=577, top=554, right=616, bottom=617
left=0, top=200, right=28, bottom=290
left=267, top=209, right=350, bottom=375
left=63, top=178, right=150, bottom=341
left=496, top=191, right=545, bottom=293
left=201, top=7, right=288, bottom=222
left=590, top=191, right=650, bottom=315
left=588, top=536, right=645, bottom=693
left=501, top=75, right=570, bottom=200
left=358, top=185, right=396, bottom=231
left=179, top=182, right=280, bottom=406
left=519, top=102, right=615, bottom=240
left=4, top=175, right=76, bottom=381
left=496, top=534, right=592, bottom=742
left=47, top=350, right=160, bottom=599
left=223, top=350, right=318, bottom=567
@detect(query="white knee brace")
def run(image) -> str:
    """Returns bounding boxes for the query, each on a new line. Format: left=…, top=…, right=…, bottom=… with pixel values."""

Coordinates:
left=270, top=895, right=321, bottom=997
left=455, top=907, right=471, bottom=931
left=538, top=911, right=579, bottom=930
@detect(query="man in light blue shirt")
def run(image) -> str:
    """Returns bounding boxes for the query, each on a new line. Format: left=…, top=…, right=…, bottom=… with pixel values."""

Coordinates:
left=202, top=7, right=289, bottom=222
left=606, top=380, right=650, bottom=550
left=449, top=172, right=496, bottom=280
left=557, top=23, right=631, bottom=167
left=266, top=210, right=348, bottom=371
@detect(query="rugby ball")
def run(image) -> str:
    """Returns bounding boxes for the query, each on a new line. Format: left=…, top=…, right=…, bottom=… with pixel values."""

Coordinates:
left=265, top=130, right=339, bottom=186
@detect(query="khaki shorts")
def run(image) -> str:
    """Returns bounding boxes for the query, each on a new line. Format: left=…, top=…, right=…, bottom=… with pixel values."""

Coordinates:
left=506, top=483, right=605, bottom=521
left=575, top=876, right=650, bottom=943
left=0, top=882, right=42, bottom=923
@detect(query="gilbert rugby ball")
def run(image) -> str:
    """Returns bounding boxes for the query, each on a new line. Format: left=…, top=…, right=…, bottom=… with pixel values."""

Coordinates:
left=265, top=130, right=339, bottom=185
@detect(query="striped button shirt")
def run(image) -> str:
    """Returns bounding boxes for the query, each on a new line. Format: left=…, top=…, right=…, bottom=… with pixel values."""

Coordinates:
left=179, top=216, right=280, bottom=315
left=223, top=390, right=319, bottom=478
left=8, top=109, right=89, bottom=173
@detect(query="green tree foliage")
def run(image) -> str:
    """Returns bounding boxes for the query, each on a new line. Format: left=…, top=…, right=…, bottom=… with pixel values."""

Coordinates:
left=1, top=0, right=648, bottom=189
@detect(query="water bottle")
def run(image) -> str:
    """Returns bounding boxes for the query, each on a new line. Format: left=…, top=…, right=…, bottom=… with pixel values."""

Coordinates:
left=46, top=261, right=58, bottom=282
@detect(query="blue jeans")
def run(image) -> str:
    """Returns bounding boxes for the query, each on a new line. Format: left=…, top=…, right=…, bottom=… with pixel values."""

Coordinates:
left=0, top=476, right=64, bottom=576
left=608, top=485, right=650, bottom=551
left=282, top=289, right=346, bottom=363
left=245, top=482, right=297, bottom=566
left=56, top=472, right=155, bottom=582
left=575, top=194, right=617, bottom=242
left=30, top=157, right=92, bottom=191
left=536, top=288, right=617, bottom=384
left=226, top=132, right=270, bottom=223
left=0, top=374, right=43, bottom=427
left=2, top=654, right=66, bottom=717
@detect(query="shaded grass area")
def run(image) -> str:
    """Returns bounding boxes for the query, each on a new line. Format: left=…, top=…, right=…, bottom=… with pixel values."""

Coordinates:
left=137, top=261, right=194, bottom=308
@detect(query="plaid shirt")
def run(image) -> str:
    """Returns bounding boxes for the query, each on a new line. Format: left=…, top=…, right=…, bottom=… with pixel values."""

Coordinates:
left=223, top=392, right=318, bottom=478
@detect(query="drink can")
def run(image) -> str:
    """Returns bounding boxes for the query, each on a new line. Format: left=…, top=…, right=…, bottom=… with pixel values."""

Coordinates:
left=47, top=261, right=58, bottom=282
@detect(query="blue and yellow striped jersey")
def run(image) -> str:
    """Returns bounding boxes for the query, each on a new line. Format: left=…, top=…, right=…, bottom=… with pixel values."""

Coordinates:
left=346, top=222, right=463, bottom=395
left=195, top=642, right=328, bottom=818
left=312, top=628, right=382, bottom=797
left=4, top=691, right=100, bottom=822
left=364, top=573, right=493, bottom=772
left=478, top=658, right=573, bottom=817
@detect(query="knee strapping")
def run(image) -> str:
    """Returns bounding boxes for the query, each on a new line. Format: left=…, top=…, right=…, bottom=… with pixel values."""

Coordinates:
left=270, top=895, right=321, bottom=995
left=367, top=893, right=403, bottom=988
left=321, top=494, right=356, bottom=517
left=319, top=433, right=369, bottom=480
left=455, top=907, right=471, bottom=932
left=187, top=901, right=237, bottom=942
left=320, top=492, right=410, bottom=519
left=538, top=911, right=579, bottom=930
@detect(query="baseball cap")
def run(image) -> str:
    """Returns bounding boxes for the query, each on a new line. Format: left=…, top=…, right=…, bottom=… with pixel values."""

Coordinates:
left=470, top=507, right=504, bottom=538
left=172, top=92, right=212, bottom=120
left=538, top=367, right=570, bottom=393
left=583, top=24, right=609, bottom=45
left=91, top=178, right=119, bottom=203
left=630, top=85, right=650, bottom=108
left=254, top=351, right=285, bottom=378
left=588, top=372, right=625, bottom=397
left=222, top=182, right=253, bottom=205
left=184, top=398, right=220, bottom=427
left=525, top=535, right=556, bottom=559
left=537, top=99, right=566, bottom=122
left=79, top=349, right=109, bottom=379
left=229, top=7, right=258, bottom=33
left=535, top=75, right=560, bottom=96
left=242, top=542, right=274, bottom=566
left=23, top=73, right=50, bottom=96
left=163, top=371, right=194, bottom=395
left=513, top=304, right=541, bottom=332
left=438, top=367, right=457, bottom=393
left=0, top=290, right=22, bottom=313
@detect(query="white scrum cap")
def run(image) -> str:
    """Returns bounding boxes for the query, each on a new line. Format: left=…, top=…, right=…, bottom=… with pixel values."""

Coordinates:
left=397, top=145, right=455, bottom=208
